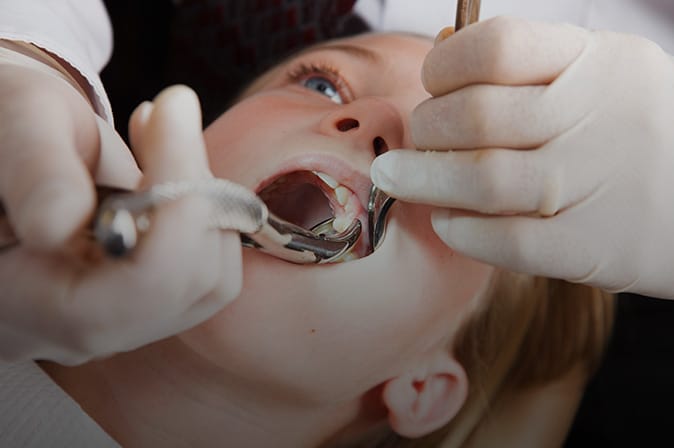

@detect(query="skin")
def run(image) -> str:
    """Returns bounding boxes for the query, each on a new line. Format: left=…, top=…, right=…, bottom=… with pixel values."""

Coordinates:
left=44, top=33, right=494, bottom=447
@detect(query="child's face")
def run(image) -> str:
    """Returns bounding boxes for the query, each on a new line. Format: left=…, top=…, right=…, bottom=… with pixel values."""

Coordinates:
left=180, top=33, right=493, bottom=405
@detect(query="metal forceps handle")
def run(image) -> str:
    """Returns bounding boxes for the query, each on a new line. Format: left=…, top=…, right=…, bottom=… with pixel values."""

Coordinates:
left=0, top=179, right=362, bottom=264
left=368, top=0, right=483, bottom=252
left=455, top=0, right=481, bottom=31
left=94, top=180, right=362, bottom=264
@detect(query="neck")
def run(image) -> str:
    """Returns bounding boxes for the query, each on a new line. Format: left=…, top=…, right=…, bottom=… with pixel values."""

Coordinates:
left=41, top=338, right=364, bottom=448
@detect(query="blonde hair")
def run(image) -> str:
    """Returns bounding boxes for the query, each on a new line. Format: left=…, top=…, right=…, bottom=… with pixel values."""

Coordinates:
left=360, top=271, right=614, bottom=447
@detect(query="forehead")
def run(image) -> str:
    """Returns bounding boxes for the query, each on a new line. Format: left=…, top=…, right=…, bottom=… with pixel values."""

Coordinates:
left=293, top=32, right=433, bottom=76
left=323, top=32, right=433, bottom=54
left=361, top=32, right=432, bottom=48
left=241, top=32, right=432, bottom=99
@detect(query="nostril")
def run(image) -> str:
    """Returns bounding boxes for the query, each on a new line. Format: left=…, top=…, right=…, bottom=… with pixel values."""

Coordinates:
left=372, top=136, right=389, bottom=156
left=336, top=118, right=360, bottom=132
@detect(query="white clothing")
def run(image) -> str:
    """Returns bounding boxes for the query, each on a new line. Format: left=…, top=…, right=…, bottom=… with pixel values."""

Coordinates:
left=1, top=0, right=673, bottom=126
left=0, top=361, right=119, bottom=447
left=357, top=0, right=674, bottom=55
left=0, top=0, right=113, bottom=123
left=0, top=0, right=673, bottom=445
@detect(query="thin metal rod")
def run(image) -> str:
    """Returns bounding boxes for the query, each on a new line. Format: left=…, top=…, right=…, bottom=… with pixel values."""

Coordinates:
left=367, top=1, right=484, bottom=253
left=455, top=0, right=481, bottom=31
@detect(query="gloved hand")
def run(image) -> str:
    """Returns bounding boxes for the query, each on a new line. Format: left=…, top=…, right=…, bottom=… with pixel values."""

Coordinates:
left=370, top=17, right=674, bottom=299
left=0, top=42, right=242, bottom=363
left=0, top=40, right=141, bottom=249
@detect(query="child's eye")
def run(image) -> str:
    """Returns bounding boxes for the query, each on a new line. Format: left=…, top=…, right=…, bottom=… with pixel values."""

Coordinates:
left=301, top=76, right=343, bottom=104
left=286, top=62, right=352, bottom=104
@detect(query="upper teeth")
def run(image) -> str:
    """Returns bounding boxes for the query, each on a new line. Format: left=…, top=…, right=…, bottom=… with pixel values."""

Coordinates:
left=313, top=171, right=351, bottom=206
left=334, top=187, right=349, bottom=206
left=313, top=171, right=358, bottom=233
left=313, top=171, right=339, bottom=189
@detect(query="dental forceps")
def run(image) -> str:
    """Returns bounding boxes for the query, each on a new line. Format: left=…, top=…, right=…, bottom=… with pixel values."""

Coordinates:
left=0, top=180, right=362, bottom=264
left=367, top=0, right=482, bottom=251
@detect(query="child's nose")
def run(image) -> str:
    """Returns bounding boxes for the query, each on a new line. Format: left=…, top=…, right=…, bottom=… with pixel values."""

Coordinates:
left=319, top=96, right=406, bottom=159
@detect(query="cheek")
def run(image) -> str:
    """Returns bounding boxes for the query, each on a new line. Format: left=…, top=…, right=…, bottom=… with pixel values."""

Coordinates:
left=204, top=104, right=275, bottom=184
left=203, top=94, right=317, bottom=185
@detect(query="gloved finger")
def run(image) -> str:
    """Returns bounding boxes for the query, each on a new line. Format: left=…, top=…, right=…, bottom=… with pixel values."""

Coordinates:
left=128, top=100, right=154, bottom=153
left=0, top=85, right=98, bottom=250
left=422, top=16, right=589, bottom=96
left=94, top=115, right=142, bottom=189
left=67, top=86, right=241, bottom=355
left=371, top=145, right=582, bottom=216
left=430, top=209, right=605, bottom=286
left=134, top=85, right=211, bottom=183
left=413, top=84, right=570, bottom=150
left=130, top=86, right=229, bottom=304
left=115, top=85, right=224, bottom=304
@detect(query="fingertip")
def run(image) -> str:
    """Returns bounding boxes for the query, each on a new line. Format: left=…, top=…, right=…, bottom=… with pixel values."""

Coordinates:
left=95, top=116, right=142, bottom=189
left=430, top=209, right=453, bottom=243
left=146, top=85, right=203, bottom=151
left=128, top=101, right=154, bottom=151
left=434, top=26, right=455, bottom=46
left=425, top=26, right=454, bottom=93
left=420, top=52, right=436, bottom=95
left=370, top=151, right=400, bottom=192
left=137, top=84, right=209, bottom=183
left=410, top=99, right=436, bottom=149
left=152, top=84, right=202, bottom=128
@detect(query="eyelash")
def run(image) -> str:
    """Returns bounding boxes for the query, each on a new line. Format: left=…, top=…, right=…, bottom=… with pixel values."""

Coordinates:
left=285, top=61, right=353, bottom=103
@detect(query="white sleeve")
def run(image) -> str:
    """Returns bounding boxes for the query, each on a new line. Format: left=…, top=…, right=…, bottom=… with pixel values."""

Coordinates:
left=354, top=0, right=674, bottom=54
left=0, top=361, right=120, bottom=447
left=0, top=0, right=114, bottom=123
left=354, top=0, right=591, bottom=38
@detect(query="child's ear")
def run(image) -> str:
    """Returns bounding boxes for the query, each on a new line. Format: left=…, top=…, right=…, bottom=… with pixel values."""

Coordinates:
left=381, top=353, right=468, bottom=438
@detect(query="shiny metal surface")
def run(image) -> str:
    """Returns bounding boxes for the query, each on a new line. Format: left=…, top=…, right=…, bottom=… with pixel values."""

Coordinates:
left=366, top=0, right=483, bottom=253
left=0, top=180, right=362, bottom=264
left=455, top=0, right=481, bottom=31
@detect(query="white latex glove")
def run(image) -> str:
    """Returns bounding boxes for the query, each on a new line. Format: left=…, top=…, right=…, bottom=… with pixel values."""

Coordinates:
left=370, top=17, right=674, bottom=299
left=0, top=42, right=242, bottom=364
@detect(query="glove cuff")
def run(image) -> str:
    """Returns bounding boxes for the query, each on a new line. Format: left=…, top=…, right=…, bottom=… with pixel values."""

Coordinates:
left=0, top=39, right=91, bottom=107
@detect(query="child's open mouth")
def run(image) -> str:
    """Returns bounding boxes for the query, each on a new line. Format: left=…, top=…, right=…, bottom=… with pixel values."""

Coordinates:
left=257, top=170, right=371, bottom=262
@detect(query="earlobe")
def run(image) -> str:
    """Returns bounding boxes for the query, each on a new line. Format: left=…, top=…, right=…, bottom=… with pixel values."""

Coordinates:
left=382, top=355, right=468, bottom=438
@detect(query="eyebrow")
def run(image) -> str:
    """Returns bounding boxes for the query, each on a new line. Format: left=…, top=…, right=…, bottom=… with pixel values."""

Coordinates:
left=295, top=42, right=381, bottom=63
left=234, top=41, right=382, bottom=101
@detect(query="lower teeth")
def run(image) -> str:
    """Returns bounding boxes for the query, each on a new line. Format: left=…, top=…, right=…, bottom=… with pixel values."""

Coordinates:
left=311, top=218, right=338, bottom=236
left=309, top=218, right=361, bottom=264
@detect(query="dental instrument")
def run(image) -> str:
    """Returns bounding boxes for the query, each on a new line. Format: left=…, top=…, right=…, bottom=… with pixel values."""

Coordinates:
left=367, top=0, right=482, bottom=251
left=0, top=179, right=362, bottom=264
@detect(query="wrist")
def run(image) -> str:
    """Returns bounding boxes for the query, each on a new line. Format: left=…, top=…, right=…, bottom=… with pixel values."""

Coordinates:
left=0, top=39, right=92, bottom=107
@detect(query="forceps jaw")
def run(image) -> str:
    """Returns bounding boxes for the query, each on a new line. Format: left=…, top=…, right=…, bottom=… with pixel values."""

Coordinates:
left=242, top=217, right=362, bottom=264
left=365, top=0, right=482, bottom=254
left=368, top=184, right=395, bottom=252
left=0, top=180, right=363, bottom=265
left=91, top=181, right=363, bottom=264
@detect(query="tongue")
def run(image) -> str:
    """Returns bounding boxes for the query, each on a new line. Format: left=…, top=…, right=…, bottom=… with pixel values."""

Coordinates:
left=259, top=173, right=334, bottom=229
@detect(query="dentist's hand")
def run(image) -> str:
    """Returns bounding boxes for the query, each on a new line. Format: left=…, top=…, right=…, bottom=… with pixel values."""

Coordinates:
left=371, top=17, right=674, bottom=298
left=0, top=40, right=140, bottom=250
left=1, top=81, right=243, bottom=364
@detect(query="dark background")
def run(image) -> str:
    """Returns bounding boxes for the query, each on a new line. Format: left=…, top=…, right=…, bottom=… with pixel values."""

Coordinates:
left=100, top=1, right=674, bottom=446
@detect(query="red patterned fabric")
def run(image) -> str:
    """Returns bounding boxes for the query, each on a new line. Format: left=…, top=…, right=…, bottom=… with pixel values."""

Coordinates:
left=170, top=0, right=366, bottom=120
left=169, top=0, right=367, bottom=121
